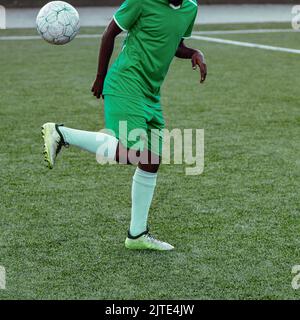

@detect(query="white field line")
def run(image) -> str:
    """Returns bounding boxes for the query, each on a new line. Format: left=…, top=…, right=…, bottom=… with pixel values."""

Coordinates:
left=193, top=28, right=298, bottom=35
left=0, top=28, right=297, bottom=41
left=0, top=35, right=40, bottom=40
left=1, top=29, right=300, bottom=55
left=191, top=35, right=300, bottom=55
left=0, top=34, right=101, bottom=40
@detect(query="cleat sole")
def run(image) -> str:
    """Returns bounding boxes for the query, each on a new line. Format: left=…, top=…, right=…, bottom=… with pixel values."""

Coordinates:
left=41, top=124, right=53, bottom=169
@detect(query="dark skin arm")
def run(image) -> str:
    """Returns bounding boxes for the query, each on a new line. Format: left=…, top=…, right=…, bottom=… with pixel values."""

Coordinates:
left=91, top=20, right=123, bottom=99
left=91, top=20, right=160, bottom=172
left=175, top=39, right=207, bottom=83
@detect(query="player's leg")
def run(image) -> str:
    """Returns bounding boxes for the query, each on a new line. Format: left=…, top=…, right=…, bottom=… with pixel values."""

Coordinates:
left=128, top=152, right=160, bottom=236
left=124, top=104, right=174, bottom=251
left=41, top=123, right=119, bottom=169
left=125, top=155, right=174, bottom=251
left=42, top=95, right=141, bottom=169
left=41, top=95, right=146, bottom=168
left=104, top=95, right=173, bottom=250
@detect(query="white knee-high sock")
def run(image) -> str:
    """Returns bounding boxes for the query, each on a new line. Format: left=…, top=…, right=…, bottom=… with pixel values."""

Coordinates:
left=130, top=167, right=158, bottom=237
left=59, top=126, right=118, bottom=160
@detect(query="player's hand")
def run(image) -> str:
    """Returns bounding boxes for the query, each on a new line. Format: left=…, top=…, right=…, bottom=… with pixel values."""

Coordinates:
left=192, top=51, right=207, bottom=84
left=91, top=75, right=104, bottom=99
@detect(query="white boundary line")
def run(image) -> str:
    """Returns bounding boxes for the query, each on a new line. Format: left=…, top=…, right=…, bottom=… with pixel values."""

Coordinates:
left=0, top=28, right=298, bottom=41
left=0, top=35, right=39, bottom=40
left=193, top=28, right=298, bottom=35
left=1, top=30, right=300, bottom=55
left=191, top=35, right=300, bottom=55
left=0, top=34, right=101, bottom=40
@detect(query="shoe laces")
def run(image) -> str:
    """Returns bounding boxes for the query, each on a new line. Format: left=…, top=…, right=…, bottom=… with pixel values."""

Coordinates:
left=146, top=233, right=162, bottom=244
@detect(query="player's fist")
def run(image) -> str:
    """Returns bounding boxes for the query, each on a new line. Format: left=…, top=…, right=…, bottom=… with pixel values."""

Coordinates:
left=91, top=75, right=104, bottom=99
left=192, top=51, right=207, bottom=84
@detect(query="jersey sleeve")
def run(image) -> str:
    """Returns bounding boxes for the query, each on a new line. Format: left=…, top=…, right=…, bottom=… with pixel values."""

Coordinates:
left=113, top=0, right=142, bottom=32
left=183, top=7, right=198, bottom=39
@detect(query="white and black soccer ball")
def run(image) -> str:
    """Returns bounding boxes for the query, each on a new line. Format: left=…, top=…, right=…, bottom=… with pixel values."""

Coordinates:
left=36, top=1, right=80, bottom=45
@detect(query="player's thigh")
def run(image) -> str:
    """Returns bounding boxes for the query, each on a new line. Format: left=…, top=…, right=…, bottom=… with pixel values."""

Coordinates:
left=104, top=95, right=148, bottom=151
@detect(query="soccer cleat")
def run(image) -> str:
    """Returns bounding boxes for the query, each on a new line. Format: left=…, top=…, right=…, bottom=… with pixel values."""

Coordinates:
left=125, top=231, right=174, bottom=251
left=41, top=123, right=68, bottom=169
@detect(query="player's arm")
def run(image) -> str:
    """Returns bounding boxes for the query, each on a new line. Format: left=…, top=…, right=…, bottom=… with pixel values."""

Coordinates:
left=91, top=20, right=123, bottom=99
left=175, top=39, right=207, bottom=84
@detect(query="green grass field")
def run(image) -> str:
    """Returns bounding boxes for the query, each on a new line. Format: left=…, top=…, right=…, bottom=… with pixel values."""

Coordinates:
left=1, top=23, right=300, bottom=300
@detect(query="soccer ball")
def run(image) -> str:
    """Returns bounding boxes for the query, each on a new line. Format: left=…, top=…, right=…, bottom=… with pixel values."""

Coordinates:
left=36, top=1, right=80, bottom=45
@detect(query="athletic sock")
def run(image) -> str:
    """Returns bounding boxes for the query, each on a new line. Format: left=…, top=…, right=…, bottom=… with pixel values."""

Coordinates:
left=130, top=167, right=158, bottom=237
left=59, top=126, right=118, bottom=159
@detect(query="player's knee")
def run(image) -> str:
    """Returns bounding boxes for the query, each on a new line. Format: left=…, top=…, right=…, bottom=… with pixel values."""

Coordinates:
left=115, top=143, right=139, bottom=165
left=138, top=162, right=160, bottom=174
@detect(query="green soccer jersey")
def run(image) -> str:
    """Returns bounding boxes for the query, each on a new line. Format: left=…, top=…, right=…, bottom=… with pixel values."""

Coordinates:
left=103, top=0, right=198, bottom=105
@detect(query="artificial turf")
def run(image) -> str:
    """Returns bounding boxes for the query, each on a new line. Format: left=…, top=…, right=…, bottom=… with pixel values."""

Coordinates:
left=0, top=23, right=300, bottom=299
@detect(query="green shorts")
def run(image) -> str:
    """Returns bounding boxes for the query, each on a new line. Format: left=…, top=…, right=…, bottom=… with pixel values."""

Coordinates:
left=104, top=94, right=165, bottom=156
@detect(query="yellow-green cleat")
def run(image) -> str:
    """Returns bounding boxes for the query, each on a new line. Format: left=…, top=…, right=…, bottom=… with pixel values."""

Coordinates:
left=41, top=123, right=67, bottom=169
left=125, top=231, right=174, bottom=251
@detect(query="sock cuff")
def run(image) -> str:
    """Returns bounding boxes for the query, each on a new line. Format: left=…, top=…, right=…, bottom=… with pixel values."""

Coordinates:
left=133, top=167, right=157, bottom=187
left=58, top=126, right=68, bottom=143
left=136, top=167, right=158, bottom=177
